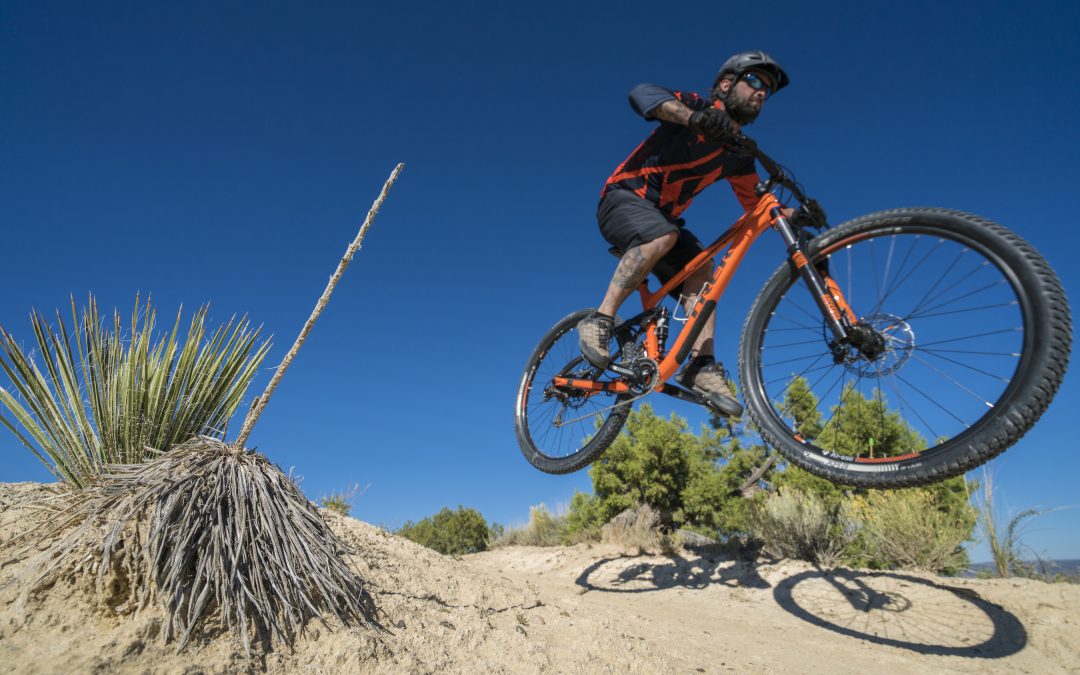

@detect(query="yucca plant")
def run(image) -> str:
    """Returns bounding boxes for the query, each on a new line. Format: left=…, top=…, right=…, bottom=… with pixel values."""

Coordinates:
left=0, top=295, right=270, bottom=487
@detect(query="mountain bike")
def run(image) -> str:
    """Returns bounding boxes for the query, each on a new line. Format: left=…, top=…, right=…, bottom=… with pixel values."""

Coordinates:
left=514, top=134, right=1072, bottom=488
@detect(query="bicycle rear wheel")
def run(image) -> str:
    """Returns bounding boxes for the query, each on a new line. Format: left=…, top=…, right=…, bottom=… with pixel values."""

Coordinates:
left=515, top=309, right=632, bottom=475
left=739, top=208, right=1071, bottom=488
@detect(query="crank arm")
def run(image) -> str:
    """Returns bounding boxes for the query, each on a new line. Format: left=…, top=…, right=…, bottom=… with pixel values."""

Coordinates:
left=550, top=376, right=630, bottom=394
left=656, top=382, right=727, bottom=412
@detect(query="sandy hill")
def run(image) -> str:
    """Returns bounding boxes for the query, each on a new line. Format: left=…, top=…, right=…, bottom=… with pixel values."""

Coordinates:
left=2, top=482, right=1078, bottom=673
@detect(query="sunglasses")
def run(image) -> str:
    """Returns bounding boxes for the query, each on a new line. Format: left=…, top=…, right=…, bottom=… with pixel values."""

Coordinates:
left=740, top=72, right=773, bottom=98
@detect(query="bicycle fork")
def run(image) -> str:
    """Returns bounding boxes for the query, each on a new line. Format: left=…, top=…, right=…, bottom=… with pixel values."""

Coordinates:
left=770, top=208, right=863, bottom=360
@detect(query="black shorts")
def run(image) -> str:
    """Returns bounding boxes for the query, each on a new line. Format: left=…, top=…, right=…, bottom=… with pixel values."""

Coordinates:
left=597, top=188, right=705, bottom=299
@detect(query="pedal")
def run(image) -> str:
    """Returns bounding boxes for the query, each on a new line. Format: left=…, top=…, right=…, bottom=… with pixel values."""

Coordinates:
left=702, top=392, right=744, bottom=418
left=659, top=382, right=743, bottom=418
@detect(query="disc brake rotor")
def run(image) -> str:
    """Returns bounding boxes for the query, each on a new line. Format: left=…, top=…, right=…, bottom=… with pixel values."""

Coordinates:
left=841, top=312, right=915, bottom=377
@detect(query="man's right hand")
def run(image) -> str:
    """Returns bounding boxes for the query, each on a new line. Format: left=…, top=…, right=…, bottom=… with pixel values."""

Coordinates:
left=688, top=108, right=736, bottom=143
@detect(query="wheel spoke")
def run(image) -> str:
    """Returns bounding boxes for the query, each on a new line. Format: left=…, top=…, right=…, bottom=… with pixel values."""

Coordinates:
left=867, top=236, right=944, bottom=318
left=915, top=349, right=1012, bottom=383
left=908, top=279, right=1010, bottom=320
left=916, top=327, right=1022, bottom=349
left=893, top=372, right=971, bottom=428
left=909, top=300, right=1018, bottom=320
left=762, top=337, right=827, bottom=350
left=908, top=352, right=995, bottom=408
left=769, top=313, right=822, bottom=332
left=901, top=249, right=978, bottom=320
left=884, top=369, right=939, bottom=442
left=765, top=361, right=833, bottom=386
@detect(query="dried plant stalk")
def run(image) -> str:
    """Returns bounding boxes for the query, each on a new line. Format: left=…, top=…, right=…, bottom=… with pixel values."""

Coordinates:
left=235, top=163, right=404, bottom=446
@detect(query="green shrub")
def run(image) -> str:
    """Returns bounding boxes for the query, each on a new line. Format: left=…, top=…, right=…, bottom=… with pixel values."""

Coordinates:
left=586, top=404, right=758, bottom=535
left=563, top=491, right=603, bottom=543
left=398, top=506, right=491, bottom=555
left=681, top=447, right=770, bottom=535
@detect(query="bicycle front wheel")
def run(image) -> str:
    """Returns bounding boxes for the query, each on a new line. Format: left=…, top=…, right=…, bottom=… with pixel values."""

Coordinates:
left=739, top=208, right=1071, bottom=488
left=515, top=309, right=632, bottom=475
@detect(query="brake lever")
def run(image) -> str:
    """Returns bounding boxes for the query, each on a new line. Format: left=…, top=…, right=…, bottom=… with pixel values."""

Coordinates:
left=795, top=198, right=829, bottom=230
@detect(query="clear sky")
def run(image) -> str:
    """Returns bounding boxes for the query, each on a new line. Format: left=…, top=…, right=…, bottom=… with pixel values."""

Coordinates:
left=3, top=0, right=1078, bottom=562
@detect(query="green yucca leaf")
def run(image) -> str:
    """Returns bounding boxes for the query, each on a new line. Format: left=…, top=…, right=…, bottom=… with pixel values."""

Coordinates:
left=0, top=296, right=271, bottom=487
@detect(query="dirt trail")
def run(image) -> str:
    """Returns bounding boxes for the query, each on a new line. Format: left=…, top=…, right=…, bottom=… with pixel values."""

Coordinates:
left=468, top=542, right=1080, bottom=673
left=2, top=482, right=1077, bottom=673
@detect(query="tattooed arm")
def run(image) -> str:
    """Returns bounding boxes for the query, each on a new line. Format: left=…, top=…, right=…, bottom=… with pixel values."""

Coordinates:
left=630, top=84, right=719, bottom=126
left=650, top=100, right=694, bottom=125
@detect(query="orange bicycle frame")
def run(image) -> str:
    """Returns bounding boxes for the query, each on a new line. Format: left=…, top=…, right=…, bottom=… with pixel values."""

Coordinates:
left=641, top=193, right=781, bottom=385
left=552, top=190, right=857, bottom=397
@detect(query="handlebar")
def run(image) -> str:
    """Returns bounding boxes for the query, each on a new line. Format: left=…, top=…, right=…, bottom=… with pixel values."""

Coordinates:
left=732, top=132, right=828, bottom=231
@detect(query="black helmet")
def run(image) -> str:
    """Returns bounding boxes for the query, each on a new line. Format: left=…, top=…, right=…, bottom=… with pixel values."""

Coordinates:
left=716, top=50, right=790, bottom=93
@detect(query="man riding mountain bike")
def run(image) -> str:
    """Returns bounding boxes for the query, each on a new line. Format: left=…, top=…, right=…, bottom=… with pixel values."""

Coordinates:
left=578, top=50, right=792, bottom=418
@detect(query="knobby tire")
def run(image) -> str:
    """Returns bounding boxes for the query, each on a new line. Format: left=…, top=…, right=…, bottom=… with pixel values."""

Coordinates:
left=738, top=208, right=1071, bottom=488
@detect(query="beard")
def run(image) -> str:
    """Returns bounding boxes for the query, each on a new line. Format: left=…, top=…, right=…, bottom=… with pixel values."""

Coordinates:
left=720, top=89, right=761, bottom=125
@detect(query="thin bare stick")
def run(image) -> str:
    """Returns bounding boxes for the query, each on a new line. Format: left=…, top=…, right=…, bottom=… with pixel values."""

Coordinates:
left=235, top=163, right=404, bottom=447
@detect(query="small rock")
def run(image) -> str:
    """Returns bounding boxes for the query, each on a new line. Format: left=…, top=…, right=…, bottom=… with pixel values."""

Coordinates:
left=440, top=620, right=456, bottom=630
left=533, top=616, right=546, bottom=625
left=395, top=619, right=406, bottom=629
left=516, top=625, right=527, bottom=636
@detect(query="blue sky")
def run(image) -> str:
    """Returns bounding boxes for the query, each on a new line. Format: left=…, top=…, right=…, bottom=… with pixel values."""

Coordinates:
left=2, top=0, right=1078, bottom=562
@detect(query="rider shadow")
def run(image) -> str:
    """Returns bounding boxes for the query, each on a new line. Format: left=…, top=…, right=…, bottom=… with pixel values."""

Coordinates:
left=772, top=568, right=1028, bottom=659
left=574, top=545, right=771, bottom=594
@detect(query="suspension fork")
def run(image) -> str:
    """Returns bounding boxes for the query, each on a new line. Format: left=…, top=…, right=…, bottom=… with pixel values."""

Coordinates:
left=771, top=207, right=854, bottom=342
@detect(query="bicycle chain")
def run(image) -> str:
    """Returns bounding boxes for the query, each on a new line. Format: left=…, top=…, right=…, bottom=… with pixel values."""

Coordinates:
left=553, top=389, right=654, bottom=428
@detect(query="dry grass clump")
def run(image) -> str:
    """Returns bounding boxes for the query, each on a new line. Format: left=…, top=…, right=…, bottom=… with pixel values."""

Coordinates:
left=319, top=483, right=366, bottom=516
left=601, top=504, right=682, bottom=555
left=492, top=504, right=566, bottom=547
left=747, top=489, right=849, bottom=566
left=20, top=436, right=375, bottom=654
left=848, top=488, right=973, bottom=573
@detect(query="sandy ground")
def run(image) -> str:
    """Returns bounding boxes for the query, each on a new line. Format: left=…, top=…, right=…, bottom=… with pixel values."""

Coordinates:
left=1, top=482, right=1078, bottom=673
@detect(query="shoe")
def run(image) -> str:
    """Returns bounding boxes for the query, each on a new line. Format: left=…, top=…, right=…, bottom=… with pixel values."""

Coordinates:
left=577, top=312, right=614, bottom=369
left=676, top=356, right=744, bottom=417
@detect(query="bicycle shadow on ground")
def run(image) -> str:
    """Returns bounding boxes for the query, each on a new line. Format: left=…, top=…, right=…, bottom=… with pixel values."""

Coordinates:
left=772, top=568, right=1027, bottom=658
left=574, top=545, right=771, bottom=594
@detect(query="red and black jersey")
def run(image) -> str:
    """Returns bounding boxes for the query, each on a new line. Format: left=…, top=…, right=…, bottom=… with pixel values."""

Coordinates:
left=602, top=84, right=761, bottom=220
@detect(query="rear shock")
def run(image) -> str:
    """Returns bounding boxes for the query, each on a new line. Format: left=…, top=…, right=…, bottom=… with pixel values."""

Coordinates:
left=655, top=307, right=670, bottom=357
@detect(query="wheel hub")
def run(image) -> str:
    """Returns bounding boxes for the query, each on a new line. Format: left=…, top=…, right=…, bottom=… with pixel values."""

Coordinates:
left=837, top=313, right=915, bottom=377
